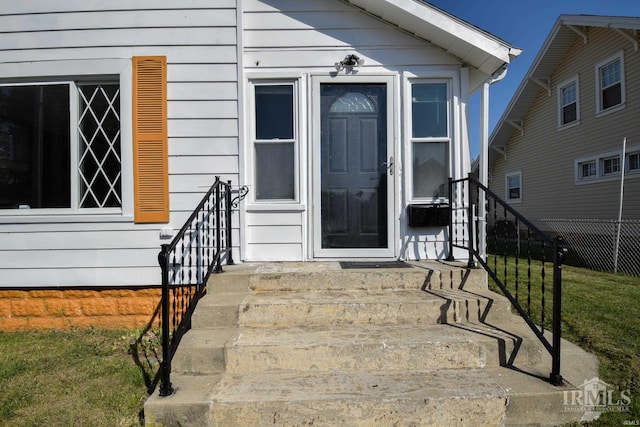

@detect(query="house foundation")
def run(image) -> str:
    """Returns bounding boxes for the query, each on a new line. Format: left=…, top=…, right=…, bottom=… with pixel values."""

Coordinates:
left=0, top=288, right=161, bottom=331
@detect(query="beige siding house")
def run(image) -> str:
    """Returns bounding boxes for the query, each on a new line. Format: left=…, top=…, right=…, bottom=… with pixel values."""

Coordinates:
left=490, top=15, right=640, bottom=230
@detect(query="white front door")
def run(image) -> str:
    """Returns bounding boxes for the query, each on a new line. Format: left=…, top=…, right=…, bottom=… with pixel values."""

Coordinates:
left=312, top=76, right=395, bottom=258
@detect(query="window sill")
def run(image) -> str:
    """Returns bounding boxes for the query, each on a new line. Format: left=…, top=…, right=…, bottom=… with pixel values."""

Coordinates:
left=558, top=120, right=580, bottom=131
left=407, top=198, right=449, bottom=205
left=0, top=212, right=133, bottom=224
left=596, top=102, right=625, bottom=118
left=574, top=172, right=640, bottom=185
left=245, top=203, right=306, bottom=212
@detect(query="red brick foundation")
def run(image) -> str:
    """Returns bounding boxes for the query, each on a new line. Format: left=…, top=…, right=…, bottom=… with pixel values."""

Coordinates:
left=0, top=288, right=162, bottom=331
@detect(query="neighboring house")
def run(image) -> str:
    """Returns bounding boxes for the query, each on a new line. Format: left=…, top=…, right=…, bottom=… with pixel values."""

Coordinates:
left=0, top=0, right=519, bottom=328
left=489, top=15, right=640, bottom=230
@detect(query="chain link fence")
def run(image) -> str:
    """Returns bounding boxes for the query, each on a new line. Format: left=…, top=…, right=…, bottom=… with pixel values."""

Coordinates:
left=541, top=218, right=640, bottom=276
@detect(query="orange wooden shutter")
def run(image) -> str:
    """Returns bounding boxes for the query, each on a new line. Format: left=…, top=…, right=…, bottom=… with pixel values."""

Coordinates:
left=132, top=56, right=169, bottom=223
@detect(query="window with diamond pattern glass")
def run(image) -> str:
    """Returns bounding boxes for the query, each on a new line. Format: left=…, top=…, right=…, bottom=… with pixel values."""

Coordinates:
left=78, top=84, right=121, bottom=208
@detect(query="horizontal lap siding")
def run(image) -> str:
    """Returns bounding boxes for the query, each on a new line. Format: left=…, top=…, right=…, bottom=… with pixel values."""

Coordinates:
left=245, top=213, right=304, bottom=261
left=0, top=2, right=239, bottom=287
left=243, top=0, right=455, bottom=72
left=0, top=46, right=237, bottom=65
left=401, top=228, right=448, bottom=260
left=491, top=27, right=640, bottom=227
left=0, top=1, right=237, bottom=14
left=0, top=268, right=161, bottom=288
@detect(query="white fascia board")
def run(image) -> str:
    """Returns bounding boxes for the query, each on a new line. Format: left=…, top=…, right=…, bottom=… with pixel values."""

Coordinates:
left=559, top=14, right=640, bottom=31
left=344, top=0, right=516, bottom=73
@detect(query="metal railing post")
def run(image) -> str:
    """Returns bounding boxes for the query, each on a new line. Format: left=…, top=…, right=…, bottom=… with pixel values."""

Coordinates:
left=214, top=179, right=223, bottom=273
left=467, top=173, right=475, bottom=268
left=550, top=236, right=565, bottom=386
left=226, top=180, right=234, bottom=265
left=447, top=177, right=455, bottom=261
left=158, top=244, right=174, bottom=397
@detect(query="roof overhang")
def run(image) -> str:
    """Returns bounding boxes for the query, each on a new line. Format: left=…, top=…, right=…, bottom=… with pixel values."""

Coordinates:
left=342, top=0, right=520, bottom=91
left=489, top=15, right=640, bottom=165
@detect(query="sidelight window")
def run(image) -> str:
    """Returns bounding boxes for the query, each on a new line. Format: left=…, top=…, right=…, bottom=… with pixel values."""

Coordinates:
left=252, top=82, right=296, bottom=201
left=409, top=81, right=450, bottom=201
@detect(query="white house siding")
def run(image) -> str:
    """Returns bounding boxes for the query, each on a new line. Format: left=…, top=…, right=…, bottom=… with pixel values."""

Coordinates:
left=0, top=1, right=240, bottom=288
left=491, top=26, right=640, bottom=228
left=241, top=0, right=469, bottom=261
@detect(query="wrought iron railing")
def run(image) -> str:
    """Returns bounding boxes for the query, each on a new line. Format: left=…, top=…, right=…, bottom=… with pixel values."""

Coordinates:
left=448, top=174, right=565, bottom=386
left=157, top=177, right=248, bottom=396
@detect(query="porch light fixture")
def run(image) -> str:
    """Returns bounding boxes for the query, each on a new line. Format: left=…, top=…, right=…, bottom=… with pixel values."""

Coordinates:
left=334, top=54, right=365, bottom=71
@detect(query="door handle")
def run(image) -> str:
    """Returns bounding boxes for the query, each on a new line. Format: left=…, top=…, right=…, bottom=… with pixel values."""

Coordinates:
left=382, top=156, right=394, bottom=175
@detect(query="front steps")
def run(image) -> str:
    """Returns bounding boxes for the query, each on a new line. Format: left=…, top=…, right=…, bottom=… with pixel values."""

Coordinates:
left=144, top=262, right=599, bottom=426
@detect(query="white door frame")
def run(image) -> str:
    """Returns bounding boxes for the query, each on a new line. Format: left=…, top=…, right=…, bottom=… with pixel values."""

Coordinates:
left=310, top=74, right=397, bottom=259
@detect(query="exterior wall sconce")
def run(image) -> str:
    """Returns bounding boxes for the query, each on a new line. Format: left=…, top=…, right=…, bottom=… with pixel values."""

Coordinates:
left=334, top=54, right=365, bottom=71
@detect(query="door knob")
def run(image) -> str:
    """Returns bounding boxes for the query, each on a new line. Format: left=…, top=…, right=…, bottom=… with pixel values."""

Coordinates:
left=382, top=156, right=394, bottom=175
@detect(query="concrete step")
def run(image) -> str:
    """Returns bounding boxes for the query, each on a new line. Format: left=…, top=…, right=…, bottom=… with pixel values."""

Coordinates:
left=172, top=320, right=552, bottom=377
left=247, top=261, right=487, bottom=293
left=425, top=288, right=514, bottom=324
left=209, top=368, right=509, bottom=426
left=171, top=327, right=237, bottom=374
left=240, top=289, right=441, bottom=327
left=239, top=289, right=513, bottom=327
left=225, top=323, right=514, bottom=373
left=144, top=374, right=220, bottom=427
left=190, top=291, right=247, bottom=329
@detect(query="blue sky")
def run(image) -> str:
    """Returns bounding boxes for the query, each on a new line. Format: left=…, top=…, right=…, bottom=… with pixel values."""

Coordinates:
left=426, top=0, right=640, bottom=158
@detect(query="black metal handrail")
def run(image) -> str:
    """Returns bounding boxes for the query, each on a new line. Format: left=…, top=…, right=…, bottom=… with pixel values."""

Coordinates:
left=448, top=174, right=565, bottom=386
left=157, top=177, right=247, bottom=397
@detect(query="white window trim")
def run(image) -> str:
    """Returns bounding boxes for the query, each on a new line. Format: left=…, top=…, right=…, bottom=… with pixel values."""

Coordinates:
left=247, top=78, right=300, bottom=205
left=574, top=144, right=640, bottom=185
left=601, top=155, right=621, bottom=176
left=0, top=59, right=132, bottom=221
left=404, top=77, right=453, bottom=204
left=595, top=51, right=626, bottom=117
left=628, top=151, right=640, bottom=173
left=576, top=159, right=598, bottom=182
left=505, top=171, right=522, bottom=203
left=557, top=75, right=580, bottom=130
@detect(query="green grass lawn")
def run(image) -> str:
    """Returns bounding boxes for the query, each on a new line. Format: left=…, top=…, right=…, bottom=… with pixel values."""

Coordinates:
left=0, top=327, right=157, bottom=427
left=0, top=263, right=638, bottom=426
left=559, top=267, right=640, bottom=426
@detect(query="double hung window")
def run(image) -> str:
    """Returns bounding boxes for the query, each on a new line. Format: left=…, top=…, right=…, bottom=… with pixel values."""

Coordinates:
left=505, top=172, right=522, bottom=202
left=596, top=53, right=625, bottom=114
left=558, top=77, right=579, bottom=127
left=252, top=82, right=296, bottom=201
left=409, top=81, right=449, bottom=201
